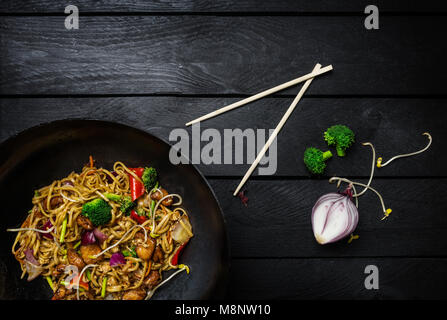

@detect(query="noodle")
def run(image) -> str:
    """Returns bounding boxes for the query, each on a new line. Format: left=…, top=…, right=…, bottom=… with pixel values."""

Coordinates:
left=8, top=160, right=193, bottom=300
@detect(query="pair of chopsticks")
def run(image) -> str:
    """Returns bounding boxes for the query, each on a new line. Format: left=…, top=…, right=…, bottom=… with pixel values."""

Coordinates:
left=185, top=63, right=333, bottom=196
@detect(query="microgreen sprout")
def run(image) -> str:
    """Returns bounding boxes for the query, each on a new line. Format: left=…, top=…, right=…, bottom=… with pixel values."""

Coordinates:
left=377, top=132, right=432, bottom=168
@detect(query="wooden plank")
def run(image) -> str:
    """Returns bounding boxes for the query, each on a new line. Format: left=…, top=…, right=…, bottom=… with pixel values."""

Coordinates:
left=1, top=16, right=446, bottom=95
left=0, top=97, right=444, bottom=177
left=0, top=1, right=446, bottom=13
left=207, top=178, right=447, bottom=258
left=228, top=258, right=447, bottom=299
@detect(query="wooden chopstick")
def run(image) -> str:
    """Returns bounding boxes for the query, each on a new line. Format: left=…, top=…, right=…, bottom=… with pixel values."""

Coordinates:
left=185, top=64, right=332, bottom=126
left=233, top=63, right=322, bottom=196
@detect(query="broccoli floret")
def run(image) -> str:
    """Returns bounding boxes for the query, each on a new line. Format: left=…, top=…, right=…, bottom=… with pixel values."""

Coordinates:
left=324, top=125, right=355, bottom=157
left=81, top=198, right=112, bottom=226
left=142, top=167, right=157, bottom=191
left=104, top=193, right=135, bottom=216
left=303, top=147, right=333, bottom=175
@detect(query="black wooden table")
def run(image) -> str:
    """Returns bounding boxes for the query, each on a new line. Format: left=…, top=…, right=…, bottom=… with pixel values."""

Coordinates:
left=1, top=1, right=447, bottom=299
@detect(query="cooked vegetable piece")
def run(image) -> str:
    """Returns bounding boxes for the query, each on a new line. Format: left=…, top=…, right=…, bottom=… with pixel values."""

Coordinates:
left=80, top=244, right=102, bottom=264
left=104, top=193, right=135, bottom=215
left=110, top=252, right=126, bottom=267
left=170, top=242, right=188, bottom=266
left=59, top=217, right=68, bottom=243
left=129, top=168, right=145, bottom=201
left=171, top=215, right=193, bottom=244
left=67, top=248, right=85, bottom=270
left=101, top=277, right=107, bottom=298
left=122, top=288, right=146, bottom=300
left=144, top=271, right=160, bottom=289
left=76, top=215, right=94, bottom=230
left=81, top=198, right=112, bottom=226
left=151, top=188, right=173, bottom=206
left=130, top=210, right=147, bottom=224
left=122, top=246, right=137, bottom=258
left=152, top=245, right=163, bottom=263
left=52, top=285, right=67, bottom=300
left=142, top=167, right=158, bottom=191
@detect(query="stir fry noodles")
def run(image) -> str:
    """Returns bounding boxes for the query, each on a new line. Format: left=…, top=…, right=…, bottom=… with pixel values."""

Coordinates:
left=8, top=158, right=193, bottom=300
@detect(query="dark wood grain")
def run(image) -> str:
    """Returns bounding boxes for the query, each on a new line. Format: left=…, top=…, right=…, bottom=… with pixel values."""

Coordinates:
left=1, top=16, right=446, bottom=95
left=0, top=97, right=443, bottom=177
left=1, top=1, right=446, bottom=13
left=228, top=258, right=447, bottom=299
left=208, top=179, right=447, bottom=258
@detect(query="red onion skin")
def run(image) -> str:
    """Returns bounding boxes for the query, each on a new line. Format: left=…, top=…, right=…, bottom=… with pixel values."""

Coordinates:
left=93, top=228, right=108, bottom=243
left=24, top=248, right=40, bottom=266
left=110, top=252, right=126, bottom=267
left=41, top=220, right=54, bottom=240
left=311, top=192, right=359, bottom=245
left=24, top=248, right=43, bottom=281
left=81, top=231, right=96, bottom=245
left=81, top=229, right=108, bottom=245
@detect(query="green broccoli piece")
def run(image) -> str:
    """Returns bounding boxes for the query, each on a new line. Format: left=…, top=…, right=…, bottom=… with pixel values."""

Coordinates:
left=142, top=167, right=157, bottom=191
left=104, top=193, right=135, bottom=216
left=81, top=198, right=112, bottom=226
left=122, top=245, right=137, bottom=258
left=303, top=147, right=333, bottom=175
left=324, top=125, right=355, bottom=157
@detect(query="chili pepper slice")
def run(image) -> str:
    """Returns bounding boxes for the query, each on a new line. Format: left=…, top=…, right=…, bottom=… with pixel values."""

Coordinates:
left=170, top=241, right=189, bottom=266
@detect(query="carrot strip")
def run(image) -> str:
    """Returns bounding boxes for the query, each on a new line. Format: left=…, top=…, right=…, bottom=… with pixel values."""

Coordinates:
left=145, top=261, right=152, bottom=277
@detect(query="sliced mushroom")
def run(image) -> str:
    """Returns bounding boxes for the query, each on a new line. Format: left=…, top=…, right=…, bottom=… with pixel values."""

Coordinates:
left=79, top=244, right=103, bottom=264
left=150, top=188, right=173, bottom=206
left=67, top=248, right=85, bottom=270
left=41, top=196, right=64, bottom=210
left=152, top=245, right=163, bottom=263
left=52, top=263, right=67, bottom=277
left=143, top=271, right=160, bottom=289
left=52, top=285, right=67, bottom=300
left=135, top=238, right=155, bottom=261
left=76, top=215, right=94, bottom=231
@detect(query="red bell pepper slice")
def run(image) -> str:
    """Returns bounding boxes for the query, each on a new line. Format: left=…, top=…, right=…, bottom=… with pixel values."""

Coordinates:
left=170, top=241, right=189, bottom=266
left=129, top=167, right=145, bottom=201
left=130, top=210, right=147, bottom=224
left=128, top=168, right=147, bottom=224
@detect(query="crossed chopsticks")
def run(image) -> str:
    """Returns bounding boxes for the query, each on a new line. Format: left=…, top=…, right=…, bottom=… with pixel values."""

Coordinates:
left=185, top=63, right=333, bottom=196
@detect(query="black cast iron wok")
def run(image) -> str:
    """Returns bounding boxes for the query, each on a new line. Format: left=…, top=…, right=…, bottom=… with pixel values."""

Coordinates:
left=0, top=120, right=229, bottom=300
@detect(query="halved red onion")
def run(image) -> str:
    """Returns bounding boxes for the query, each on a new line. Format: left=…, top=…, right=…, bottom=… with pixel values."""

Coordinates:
left=311, top=192, right=359, bottom=245
left=110, top=252, right=126, bottom=267
left=93, top=228, right=108, bottom=243
left=81, top=231, right=96, bottom=245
